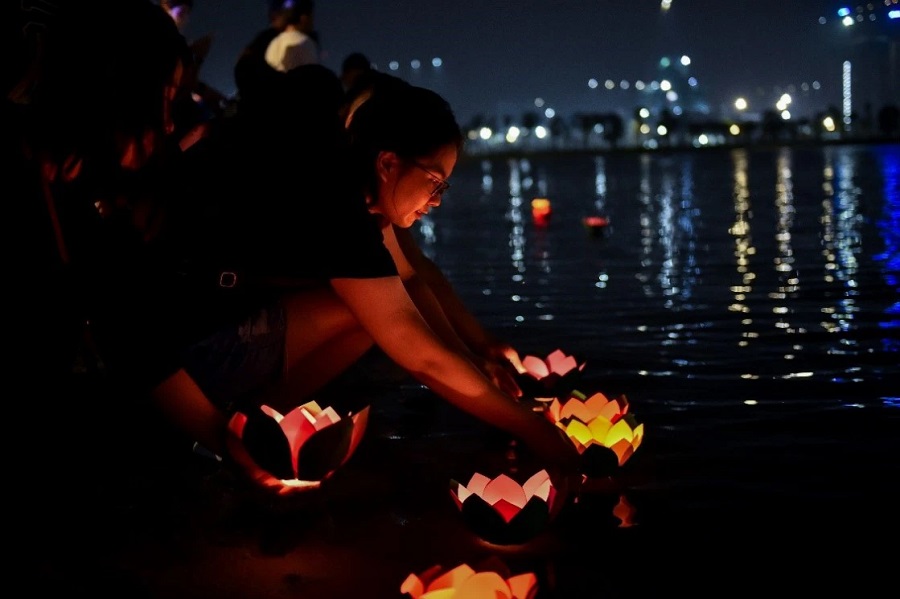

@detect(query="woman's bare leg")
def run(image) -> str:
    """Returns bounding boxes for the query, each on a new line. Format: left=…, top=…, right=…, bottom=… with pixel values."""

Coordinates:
left=264, top=288, right=375, bottom=410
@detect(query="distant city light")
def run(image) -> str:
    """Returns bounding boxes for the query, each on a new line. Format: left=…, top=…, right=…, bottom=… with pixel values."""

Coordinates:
left=588, top=78, right=598, bottom=89
left=479, top=127, right=492, bottom=140
left=661, top=0, right=672, bottom=12
left=544, top=107, right=555, bottom=118
left=660, top=79, right=672, bottom=91
left=506, top=126, right=521, bottom=144
left=688, top=76, right=698, bottom=87
left=680, top=55, right=691, bottom=66
left=410, top=59, right=421, bottom=69
left=431, top=57, right=442, bottom=67
left=534, top=97, right=545, bottom=108
left=605, top=79, right=615, bottom=89
left=388, top=61, right=399, bottom=71
left=657, top=125, right=668, bottom=136
left=729, top=124, right=741, bottom=135
left=781, top=110, right=791, bottom=120
left=837, top=7, right=850, bottom=18
left=890, top=10, right=900, bottom=19
left=842, top=61, right=852, bottom=128
left=639, top=107, right=650, bottom=118
left=823, top=116, right=836, bottom=132
left=620, top=80, right=629, bottom=89
left=842, top=15, right=854, bottom=26
left=635, top=80, right=646, bottom=90
left=534, top=126, right=548, bottom=139
left=734, top=97, right=748, bottom=110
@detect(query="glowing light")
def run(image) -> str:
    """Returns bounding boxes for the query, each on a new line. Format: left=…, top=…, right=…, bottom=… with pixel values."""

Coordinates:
left=680, top=55, right=691, bottom=66
left=410, top=59, right=421, bottom=69
left=505, top=127, right=520, bottom=144
left=660, top=79, right=672, bottom=91
left=657, top=125, right=668, bottom=135
left=534, top=126, right=548, bottom=139
left=588, top=78, right=598, bottom=89
left=544, top=107, right=555, bottom=118
left=639, top=107, right=650, bottom=118
left=734, top=97, right=748, bottom=110
left=431, top=57, right=442, bottom=67
left=729, top=124, right=741, bottom=135
left=479, top=127, right=492, bottom=140
left=781, top=110, right=791, bottom=120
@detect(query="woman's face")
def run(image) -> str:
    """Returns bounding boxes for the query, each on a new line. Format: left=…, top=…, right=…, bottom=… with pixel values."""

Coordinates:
left=372, top=142, right=458, bottom=229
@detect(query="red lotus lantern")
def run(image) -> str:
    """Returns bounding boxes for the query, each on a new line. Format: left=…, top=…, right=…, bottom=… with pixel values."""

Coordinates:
left=228, top=400, right=369, bottom=487
left=450, top=469, right=560, bottom=545
left=401, top=562, right=538, bottom=599
left=582, top=215, right=610, bottom=236
left=544, top=391, right=644, bottom=477
left=531, top=198, right=552, bottom=227
left=515, top=348, right=586, bottom=398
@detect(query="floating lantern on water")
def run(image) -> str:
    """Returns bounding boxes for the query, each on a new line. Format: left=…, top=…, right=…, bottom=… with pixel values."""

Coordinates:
left=531, top=198, right=552, bottom=226
left=401, top=562, right=538, bottom=599
left=545, top=391, right=644, bottom=477
left=228, top=400, right=369, bottom=488
left=516, top=348, right=586, bottom=398
left=582, top=215, right=610, bottom=236
left=450, top=469, right=561, bottom=545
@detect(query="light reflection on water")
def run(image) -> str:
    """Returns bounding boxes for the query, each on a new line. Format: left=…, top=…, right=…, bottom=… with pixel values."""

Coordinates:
left=414, top=144, right=899, bottom=407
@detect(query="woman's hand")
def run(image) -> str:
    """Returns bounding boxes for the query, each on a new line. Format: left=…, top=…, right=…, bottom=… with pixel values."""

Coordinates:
left=224, top=417, right=322, bottom=498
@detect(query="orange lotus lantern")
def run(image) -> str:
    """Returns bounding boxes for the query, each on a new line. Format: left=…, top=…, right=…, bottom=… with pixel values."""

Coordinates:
left=516, top=348, right=586, bottom=398
left=450, top=469, right=560, bottom=545
left=228, top=400, right=369, bottom=486
left=401, top=562, right=538, bottom=599
left=530, top=198, right=552, bottom=226
left=545, top=391, right=644, bottom=477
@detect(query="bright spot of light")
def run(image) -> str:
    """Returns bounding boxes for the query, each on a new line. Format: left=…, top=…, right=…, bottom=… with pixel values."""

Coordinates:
left=665, top=90, right=678, bottom=102
left=544, top=107, right=555, bottom=118
left=479, top=127, right=492, bottom=140
left=640, top=123, right=651, bottom=134
left=781, top=110, right=791, bottom=120
left=680, top=55, right=691, bottom=66
left=588, top=78, right=598, bottom=89
left=729, top=124, right=741, bottom=135
left=431, top=57, right=442, bottom=67
left=837, top=7, right=850, bottom=17
left=534, top=126, right=548, bottom=139
left=534, top=97, right=545, bottom=108
left=735, top=97, right=748, bottom=110
left=605, top=79, right=615, bottom=89
left=842, top=15, right=854, bottom=26
left=388, top=61, right=399, bottom=71
left=657, top=124, right=668, bottom=135
left=506, top=127, right=521, bottom=143
left=661, top=0, right=672, bottom=11
left=823, top=116, right=836, bottom=132
left=743, top=399, right=758, bottom=405
left=410, top=59, right=421, bottom=69
left=635, top=80, right=646, bottom=90
left=620, top=80, right=629, bottom=89
left=639, top=107, right=650, bottom=118
left=698, top=133, right=709, bottom=145
left=688, top=76, right=698, bottom=87
left=660, top=79, right=672, bottom=91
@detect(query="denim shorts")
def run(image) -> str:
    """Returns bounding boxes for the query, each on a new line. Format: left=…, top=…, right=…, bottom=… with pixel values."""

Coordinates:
left=181, top=300, right=286, bottom=412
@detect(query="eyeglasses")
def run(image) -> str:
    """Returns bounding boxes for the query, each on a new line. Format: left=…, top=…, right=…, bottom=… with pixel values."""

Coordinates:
left=409, top=159, right=451, bottom=199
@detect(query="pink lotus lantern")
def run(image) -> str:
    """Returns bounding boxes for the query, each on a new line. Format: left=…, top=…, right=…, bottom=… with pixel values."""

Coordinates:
left=545, top=391, right=644, bottom=477
left=450, top=469, right=560, bottom=545
left=228, top=400, right=369, bottom=487
left=530, top=198, right=552, bottom=227
left=401, top=562, right=538, bottom=599
left=515, top=348, right=586, bottom=398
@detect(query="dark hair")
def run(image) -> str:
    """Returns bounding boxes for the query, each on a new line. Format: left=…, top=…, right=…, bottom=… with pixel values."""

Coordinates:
left=346, top=83, right=463, bottom=198
left=341, top=52, right=371, bottom=75
left=25, top=0, right=188, bottom=174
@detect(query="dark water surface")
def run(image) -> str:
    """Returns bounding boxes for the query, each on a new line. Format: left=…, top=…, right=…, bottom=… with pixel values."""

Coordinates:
left=32, top=143, right=899, bottom=598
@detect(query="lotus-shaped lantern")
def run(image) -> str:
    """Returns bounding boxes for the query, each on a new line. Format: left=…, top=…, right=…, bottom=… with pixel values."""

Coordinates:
left=515, top=348, right=586, bottom=398
left=545, top=391, right=644, bottom=477
left=228, top=400, right=369, bottom=486
left=401, top=562, right=538, bottom=599
left=450, top=469, right=560, bottom=545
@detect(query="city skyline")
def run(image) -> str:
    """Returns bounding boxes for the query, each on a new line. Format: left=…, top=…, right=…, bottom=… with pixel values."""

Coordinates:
left=186, top=1, right=899, bottom=126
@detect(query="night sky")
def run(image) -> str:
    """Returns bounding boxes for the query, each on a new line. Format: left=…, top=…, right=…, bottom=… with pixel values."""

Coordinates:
left=182, top=0, right=897, bottom=125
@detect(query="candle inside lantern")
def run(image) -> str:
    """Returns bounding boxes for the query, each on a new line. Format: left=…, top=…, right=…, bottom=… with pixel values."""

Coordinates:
left=531, top=198, right=552, bottom=226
